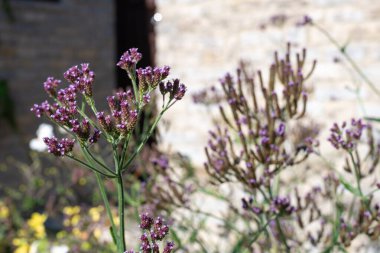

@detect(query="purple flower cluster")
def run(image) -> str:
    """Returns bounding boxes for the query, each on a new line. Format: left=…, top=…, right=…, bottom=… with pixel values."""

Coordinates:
left=151, top=155, right=170, bottom=171
left=241, top=195, right=295, bottom=217
left=96, top=91, right=138, bottom=136
left=30, top=100, right=51, bottom=118
left=137, top=66, right=170, bottom=92
left=116, top=48, right=186, bottom=108
left=31, top=64, right=102, bottom=153
left=63, top=63, right=95, bottom=97
left=43, top=137, right=75, bottom=156
left=205, top=126, right=232, bottom=176
left=270, top=196, right=295, bottom=215
left=254, top=123, right=287, bottom=164
left=125, top=213, right=174, bottom=253
left=117, top=48, right=142, bottom=72
left=296, top=15, right=313, bottom=27
left=159, top=79, right=187, bottom=101
left=44, top=77, right=61, bottom=98
left=328, top=119, right=367, bottom=151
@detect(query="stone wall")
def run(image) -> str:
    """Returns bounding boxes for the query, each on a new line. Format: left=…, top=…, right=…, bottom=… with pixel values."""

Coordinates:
left=0, top=0, right=115, bottom=176
left=155, top=0, right=380, bottom=167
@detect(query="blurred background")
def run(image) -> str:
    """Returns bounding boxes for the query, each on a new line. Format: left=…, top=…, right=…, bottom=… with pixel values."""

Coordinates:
left=2, top=0, right=380, bottom=176
left=1, top=0, right=380, bottom=252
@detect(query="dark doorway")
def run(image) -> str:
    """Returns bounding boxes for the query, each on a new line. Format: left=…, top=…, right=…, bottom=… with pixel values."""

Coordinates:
left=115, top=0, right=156, bottom=89
left=115, top=0, right=157, bottom=147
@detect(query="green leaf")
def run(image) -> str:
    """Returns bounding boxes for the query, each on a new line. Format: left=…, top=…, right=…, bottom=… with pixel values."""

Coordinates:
left=339, top=176, right=361, bottom=197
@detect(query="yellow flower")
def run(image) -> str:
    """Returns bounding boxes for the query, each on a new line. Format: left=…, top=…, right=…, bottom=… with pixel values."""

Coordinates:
left=56, top=231, right=67, bottom=239
left=0, top=202, right=9, bottom=219
left=63, top=206, right=80, bottom=216
left=70, top=214, right=81, bottom=226
left=27, top=213, right=47, bottom=239
left=89, top=206, right=103, bottom=222
left=81, top=241, right=91, bottom=250
left=72, top=228, right=82, bottom=238
left=13, top=238, right=30, bottom=253
left=14, top=244, right=29, bottom=253
left=79, top=177, right=87, bottom=185
left=93, top=228, right=102, bottom=240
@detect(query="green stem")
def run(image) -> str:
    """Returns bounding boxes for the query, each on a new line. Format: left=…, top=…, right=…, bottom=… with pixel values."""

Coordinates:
left=119, top=133, right=132, bottom=168
left=78, top=146, right=120, bottom=251
left=312, top=23, right=380, bottom=97
left=249, top=217, right=272, bottom=245
left=128, top=68, right=139, bottom=108
left=267, top=184, right=290, bottom=252
left=348, top=151, right=369, bottom=208
left=189, top=208, right=242, bottom=234
left=94, top=173, right=119, bottom=248
left=66, top=155, right=115, bottom=178
left=83, top=146, right=115, bottom=175
left=116, top=172, right=126, bottom=251
left=349, top=152, right=362, bottom=194
left=122, top=108, right=167, bottom=171
left=113, top=146, right=126, bottom=252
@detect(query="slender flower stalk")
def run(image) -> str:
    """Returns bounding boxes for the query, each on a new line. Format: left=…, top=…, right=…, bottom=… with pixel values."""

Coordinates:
left=297, top=15, right=380, bottom=97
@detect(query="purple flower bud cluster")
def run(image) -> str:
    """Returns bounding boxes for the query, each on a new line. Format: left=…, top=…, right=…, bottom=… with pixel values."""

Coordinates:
left=43, top=77, right=61, bottom=98
left=270, top=196, right=295, bottom=215
left=253, top=123, right=287, bottom=164
left=126, top=213, right=174, bottom=253
left=204, top=45, right=319, bottom=192
left=140, top=154, right=195, bottom=212
left=296, top=15, right=313, bottom=27
left=192, top=85, right=224, bottom=105
left=97, top=90, right=138, bottom=137
left=328, top=119, right=367, bottom=151
left=159, top=79, right=187, bottom=101
left=43, top=137, right=75, bottom=156
left=116, top=48, right=185, bottom=107
left=337, top=207, right=380, bottom=247
left=205, top=126, right=235, bottom=178
left=63, top=63, right=95, bottom=97
left=30, top=100, right=52, bottom=118
left=32, top=63, right=105, bottom=153
left=242, top=195, right=295, bottom=218
left=151, top=155, right=170, bottom=171
left=117, top=48, right=142, bottom=72
left=137, top=66, right=170, bottom=92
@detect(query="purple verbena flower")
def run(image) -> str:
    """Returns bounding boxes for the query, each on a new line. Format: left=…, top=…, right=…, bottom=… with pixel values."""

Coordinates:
left=96, top=111, right=114, bottom=134
left=140, top=213, right=154, bottom=230
left=89, top=129, right=101, bottom=144
left=43, top=137, right=75, bottom=156
left=163, top=242, right=174, bottom=253
left=30, top=101, right=51, bottom=118
left=328, top=119, right=367, bottom=151
left=296, top=15, right=313, bottom=26
left=43, top=77, right=61, bottom=97
left=151, top=155, right=170, bottom=170
left=117, top=48, right=142, bottom=72
left=63, top=63, right=95, bottom=97
left=151, top=216, right=170, bottom=241
left=143, top=94, right=151, bottom=104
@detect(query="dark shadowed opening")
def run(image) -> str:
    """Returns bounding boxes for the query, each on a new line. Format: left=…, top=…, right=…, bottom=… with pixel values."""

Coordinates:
left=115, top=0, right=156, bottom=89
left=115, top=0, right=157, bottom=147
